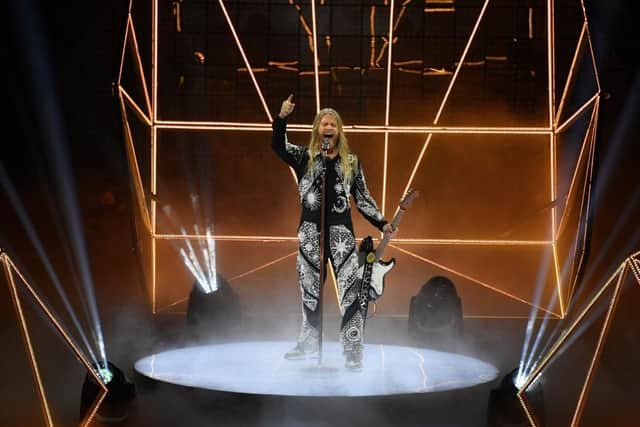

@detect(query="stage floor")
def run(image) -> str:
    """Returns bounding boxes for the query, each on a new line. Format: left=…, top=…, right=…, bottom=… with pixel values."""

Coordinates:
left=134, top=341, right=499, bottom=397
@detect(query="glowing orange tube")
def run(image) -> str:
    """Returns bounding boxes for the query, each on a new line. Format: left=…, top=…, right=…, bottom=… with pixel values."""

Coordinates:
left=117, top=14, right=131, bottom=85
left=153, top=235, right=555, bottom=246
left=555, top=106, right=596, bottom=239
left=394, top=238, right=553, bottom=245
left=381, top=0, right=395, bottom=218
left=120, top=86, right=152, bottom=127
left=155, top=120, right=552, bottom=134
left=570, top=265, right=625, bottom=427
left=154, top=234, right=298, bottom=242
left=370, top=6, right=376, bottom=67
left=153, top=0, right=158, bottom=123
left=555, top=23, right=586, bottom=127
left=151, top=123, right=158, bottom=313
left=433, top=0, right=490, bottom=124
left=390, top=244, right=562, bottom=318
left=550, top=132, right=556, bottom=245
left=517, top=389, right=541, bottom=427
left=311, top=0, right=320, bottom=112
left=400, top=0, right=490, bottom=208
left=352, top=126, right=552, bottom=134
left=156, top=297, right=188, bottom=313
left=119, top=91, right=153, bottom=233
left=218, top=0, right=273, bottom=122
left=381, top=132, right=389, bottom=219
left=384, top=0, right=395, bottom=126
left=556, top=93, right=599, bottom=134
left=580, top=3, right=601, bottom=92
left=567, top=107, right=598, bottom=303
left=400, top=133, right=432, bottom=213
left=552, top=242, right=565, bottom=318
left=327, top=261, right=340, bottom=307
left=2, top=255, right=53, bottom=426
left=630, top=256, right=640, bottom=285
left=547, top=0, right=556, bottom=128
left=229, top=251, right=297, bottom=282
left=129, top=14, right=153, bottom=118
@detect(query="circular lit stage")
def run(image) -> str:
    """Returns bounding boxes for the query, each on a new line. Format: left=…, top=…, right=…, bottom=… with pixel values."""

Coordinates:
left=134, top=341, right=498, bottom=397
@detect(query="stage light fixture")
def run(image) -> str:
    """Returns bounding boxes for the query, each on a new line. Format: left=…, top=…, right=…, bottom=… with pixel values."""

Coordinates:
left=186, top=273, right=241, bottom=334
left=487, top=368, right=544, bottom=427
left=408, top=275, right=463, bottom=347
left=80, top=361, right=135, bottom=424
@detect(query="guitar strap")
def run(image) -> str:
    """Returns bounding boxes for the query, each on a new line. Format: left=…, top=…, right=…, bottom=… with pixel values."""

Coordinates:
left=340, top=236, right=375, bottom=330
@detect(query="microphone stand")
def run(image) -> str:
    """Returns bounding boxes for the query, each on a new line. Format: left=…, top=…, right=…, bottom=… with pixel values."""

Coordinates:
left=317, top=138, right=329, bottom=366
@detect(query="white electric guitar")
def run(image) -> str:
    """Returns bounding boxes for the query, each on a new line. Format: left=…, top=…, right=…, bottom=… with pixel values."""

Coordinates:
left=356, top=189, right=419, bottom=301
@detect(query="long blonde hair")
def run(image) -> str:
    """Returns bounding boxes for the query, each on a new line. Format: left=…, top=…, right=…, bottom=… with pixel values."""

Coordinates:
left=307, top=108, right=355, bottom=186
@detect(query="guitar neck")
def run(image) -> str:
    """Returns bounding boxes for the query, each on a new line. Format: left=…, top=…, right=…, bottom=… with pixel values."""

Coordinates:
left=375, top=208, right=406, bottom=260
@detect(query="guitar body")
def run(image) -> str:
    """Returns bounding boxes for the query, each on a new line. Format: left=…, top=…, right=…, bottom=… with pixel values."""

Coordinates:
left=355, top=257, right=395, bottom=300
left=356, top=235, right=396, bottom=301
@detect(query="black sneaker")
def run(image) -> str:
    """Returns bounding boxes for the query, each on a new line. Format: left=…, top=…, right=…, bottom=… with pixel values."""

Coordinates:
left=284, top=342, right=319, bottom=360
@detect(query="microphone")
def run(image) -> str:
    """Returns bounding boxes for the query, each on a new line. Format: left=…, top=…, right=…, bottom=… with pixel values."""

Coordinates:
left=321, top=137, right=330, bottom=152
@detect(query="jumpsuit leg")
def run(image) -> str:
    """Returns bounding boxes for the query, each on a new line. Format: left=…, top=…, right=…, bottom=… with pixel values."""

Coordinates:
left=328, top=225, right=364, bottom=363
left=295, top=221, right=321, bottom=349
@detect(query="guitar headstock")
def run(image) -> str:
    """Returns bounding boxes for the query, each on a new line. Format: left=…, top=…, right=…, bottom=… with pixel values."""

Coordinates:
left=399, top=189, right=419, bottom=210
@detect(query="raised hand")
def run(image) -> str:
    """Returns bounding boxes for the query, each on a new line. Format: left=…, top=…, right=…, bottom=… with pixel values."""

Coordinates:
left=279, top=94, right=295, bottom=119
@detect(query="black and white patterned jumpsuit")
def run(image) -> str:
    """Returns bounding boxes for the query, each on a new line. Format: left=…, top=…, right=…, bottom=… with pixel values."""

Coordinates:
left=272, top=116, right=387, bottom=361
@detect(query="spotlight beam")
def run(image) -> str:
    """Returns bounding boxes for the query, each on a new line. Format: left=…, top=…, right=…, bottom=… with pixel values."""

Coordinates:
left=2, top=254, right=108, bottom=427
left=390, top=244, right=561, bottom=317
left=518, top=260, right=626, bottom=394
left=517, top=248, right=555, bottom=381
left=11, top=0, right=108, bottom=365
left=0, top=166, right=99, bottom=364
left=217, top=0, right=273, bottom=122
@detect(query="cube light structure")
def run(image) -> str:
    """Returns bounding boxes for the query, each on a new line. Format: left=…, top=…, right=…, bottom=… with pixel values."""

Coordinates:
left=118, top=0, right=600, bottom=318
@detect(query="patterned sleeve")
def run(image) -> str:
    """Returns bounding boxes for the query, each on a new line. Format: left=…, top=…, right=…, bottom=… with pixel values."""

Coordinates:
left=272, top=116, right=307, bottom=173
left=350, top=159, right=388, bottom=231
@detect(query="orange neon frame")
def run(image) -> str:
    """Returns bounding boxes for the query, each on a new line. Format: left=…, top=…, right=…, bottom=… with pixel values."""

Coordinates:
left=1, top=251, right=108, bottom=427
left=116, top=0, right=601, bottom=317
left=517, top=254, right=640, bottom=427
